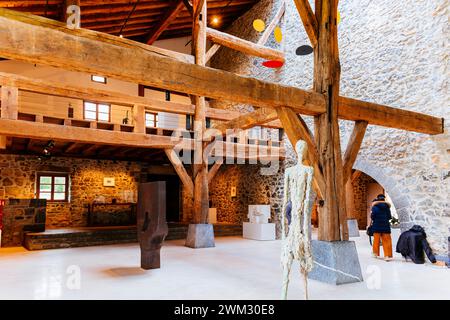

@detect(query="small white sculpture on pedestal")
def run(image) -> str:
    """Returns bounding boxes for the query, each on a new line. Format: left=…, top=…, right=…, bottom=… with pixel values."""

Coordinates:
left=248, top=205, right=270, bottom=224
left=281, top=140, right=314, bottom=300
left=243, top=205, right=275, bottom=241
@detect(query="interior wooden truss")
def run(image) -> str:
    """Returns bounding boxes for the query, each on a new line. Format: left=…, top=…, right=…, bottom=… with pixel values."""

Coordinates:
left=0, top=1, right=444, bottom=241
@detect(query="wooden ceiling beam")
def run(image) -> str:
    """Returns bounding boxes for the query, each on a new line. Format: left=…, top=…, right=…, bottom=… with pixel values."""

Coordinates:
left=0, top=72, right=281, bottom=125
left=0, top=119, right=189, bottom=150
left=293, top=0, right=318, bottom=47
left=146, top=0, right=185, bottom=45
left=0, top=9, right=443, bottom=135
left=206, top=27, right=285, bottom=63
left=0, top=9, right=323, bottom=113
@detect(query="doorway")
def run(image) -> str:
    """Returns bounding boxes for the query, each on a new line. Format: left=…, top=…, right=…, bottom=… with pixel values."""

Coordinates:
left=146, top=174, right=181, bottom=223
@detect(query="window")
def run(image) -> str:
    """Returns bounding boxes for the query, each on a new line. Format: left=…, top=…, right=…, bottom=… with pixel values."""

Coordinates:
left=37, top=173, right=69, bottom=202
left=145, top=112, right=158, bottom=128
left=84, top=102, right=111, bottom=122
left=91, top=75, right=107, bottom=84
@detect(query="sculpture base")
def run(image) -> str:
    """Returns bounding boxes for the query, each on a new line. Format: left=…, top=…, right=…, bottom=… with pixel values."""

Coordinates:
left=308, top=240, right=363, bottom=285
left=140, top=248, right=161, bottom=270
left=185, top=224, right=215, bottom=248
left=243, top=222, right=276, bottom=240
left=347, top=219, right=360, bottom=237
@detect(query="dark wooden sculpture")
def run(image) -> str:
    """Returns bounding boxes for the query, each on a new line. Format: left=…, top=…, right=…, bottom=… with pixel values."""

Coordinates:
left=137, top=181, right=168, bottom=270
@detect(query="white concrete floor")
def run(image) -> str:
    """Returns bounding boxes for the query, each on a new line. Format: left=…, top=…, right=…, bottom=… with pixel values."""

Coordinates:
left=0, top=230, right=448, bottom=300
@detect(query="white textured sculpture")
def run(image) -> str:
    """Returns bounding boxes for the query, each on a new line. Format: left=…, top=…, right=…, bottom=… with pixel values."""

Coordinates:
left=281, top=140, right=314, bottom=300
left=248, top=205, right=271, bottom=224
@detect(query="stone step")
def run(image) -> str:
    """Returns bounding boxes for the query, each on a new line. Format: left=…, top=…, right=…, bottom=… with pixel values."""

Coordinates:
left=23, top=224, right=243, bottom=250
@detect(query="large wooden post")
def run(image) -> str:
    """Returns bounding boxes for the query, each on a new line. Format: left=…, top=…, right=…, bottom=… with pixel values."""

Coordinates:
left=313, top=0, right=348, bottom=241
left=192, top=0, right=209, bottom=224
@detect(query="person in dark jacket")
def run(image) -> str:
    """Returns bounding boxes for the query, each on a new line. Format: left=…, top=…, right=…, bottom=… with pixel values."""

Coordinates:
left=396, top=225, right=437, bottom=264
left=370, top=194, right=393, bottom=261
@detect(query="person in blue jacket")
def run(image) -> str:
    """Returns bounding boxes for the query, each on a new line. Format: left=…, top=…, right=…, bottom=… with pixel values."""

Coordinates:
left=370, top=194, right=393, bottom=261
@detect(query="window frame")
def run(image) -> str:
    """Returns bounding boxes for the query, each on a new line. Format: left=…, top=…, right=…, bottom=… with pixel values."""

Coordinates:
left=145, top=112, right=158, bottom=128
left=91, top=75, right=107, bottom=84
left=83, top=101, right=111, bottom=122
left=36, top=172, right=69, bottom=203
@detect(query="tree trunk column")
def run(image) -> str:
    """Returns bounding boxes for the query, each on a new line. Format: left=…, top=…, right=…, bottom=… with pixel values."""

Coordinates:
left=313, top=0, right=348, bottom=241
left=192, top=0, right=209, bottom=224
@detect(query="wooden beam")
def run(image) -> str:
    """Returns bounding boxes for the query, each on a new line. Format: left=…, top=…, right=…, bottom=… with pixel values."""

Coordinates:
left=0, top=9, right=323, bottom=115
left=205, top=43, right=221, bottom=63
left=0, top=72, right=280, bottom=125
left=0, top=8, right=194, bottom=64
left=0, top=135, right=6, bottom=149
left=182, top=0, right=193, bottom=16
left=343, top=121, right=368, bottom=183
left=209, top=108, right=278, bottom=138
left=276, top=107, right=325, bottom=199
left=164, top=149, right=194, bottom=198
left=0, top=119, right=188, bottom=149
left=206, top=27, right=285, bottom=62
left=314, top=0, right=347, bottom=241
left=132, top=104, right=146, bottom=133
left=1, top=86, right=19, bottom=120
left=192, top=0, right=209, bottom=224
left=146, top=0, right=185, bottom=44
left=208, top=160, right=223, bottom=184
left=257, top=2, right=285, bottom=46
left=338, top=97, right=443, bottom=135
left=293, top=0, right=318, bottom=47
left=64, top=142, right=80, bottom=153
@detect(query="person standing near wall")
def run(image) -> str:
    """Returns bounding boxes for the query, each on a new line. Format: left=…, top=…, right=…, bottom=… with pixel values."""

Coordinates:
left=370, top=194, right=393, bottom=261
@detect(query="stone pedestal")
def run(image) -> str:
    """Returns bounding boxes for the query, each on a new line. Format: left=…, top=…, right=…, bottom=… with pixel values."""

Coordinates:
left=347, top=219, right=360, bottom=237
left=308, top=240, right=363, bottom=285
left=243, top=222, right=276, bottom=240
left=185, top=224, right=215, bottom=248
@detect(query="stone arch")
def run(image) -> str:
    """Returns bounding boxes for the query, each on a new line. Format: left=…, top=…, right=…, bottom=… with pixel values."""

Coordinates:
left=353, top=159, right=414, bottom=231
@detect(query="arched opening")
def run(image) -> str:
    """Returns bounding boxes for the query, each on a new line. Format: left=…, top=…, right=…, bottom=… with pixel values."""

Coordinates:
left=310, top=160, right=408, bottom=232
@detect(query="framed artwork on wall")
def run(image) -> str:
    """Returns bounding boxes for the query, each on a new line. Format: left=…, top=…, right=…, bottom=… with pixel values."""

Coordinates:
left=103, top=177, right=115, bottom=187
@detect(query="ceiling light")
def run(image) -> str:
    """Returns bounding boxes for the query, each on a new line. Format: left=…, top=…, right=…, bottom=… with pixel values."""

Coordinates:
left=211, top=16, right=220, bottom=26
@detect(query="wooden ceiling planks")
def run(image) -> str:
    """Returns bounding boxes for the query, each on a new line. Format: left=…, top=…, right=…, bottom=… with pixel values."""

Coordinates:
left=0, top=0, right=261, bottom=41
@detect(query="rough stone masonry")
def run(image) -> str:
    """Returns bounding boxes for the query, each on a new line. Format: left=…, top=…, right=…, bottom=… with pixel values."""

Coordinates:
left=210, top=0, right=449, bottom=254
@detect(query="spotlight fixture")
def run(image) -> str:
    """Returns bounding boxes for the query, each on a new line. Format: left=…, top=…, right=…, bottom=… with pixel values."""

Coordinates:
left=211, top=16, right=220, bottom=26
left=119, top=34, right=123, bottom=38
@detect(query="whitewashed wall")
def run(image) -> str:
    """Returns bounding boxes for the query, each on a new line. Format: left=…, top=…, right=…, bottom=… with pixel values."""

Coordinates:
left=211, top=0, right=450, bottom=254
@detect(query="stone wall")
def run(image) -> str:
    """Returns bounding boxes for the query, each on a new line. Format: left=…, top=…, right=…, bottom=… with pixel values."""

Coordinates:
left=209, top=164, right=285, bottom=236
left=1, top=199, right=46, bottom=247
left=351, top=173, right=377, bottom=230
left=0, top=154, right=146, bottom=228
left=211, top=0, right=450, bottom=253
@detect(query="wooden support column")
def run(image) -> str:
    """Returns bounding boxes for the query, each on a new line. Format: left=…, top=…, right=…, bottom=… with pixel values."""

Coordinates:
left=192, top=0, right=209, bottom=224
left=1, top=86, right=18, bottom=120
left=133, top=104, right=145, bottom=134
left=165, top=149, right=194, bottom=198
left=276, top=106, right=325, bottom=199
left=208, top=160, right=223, bottom=184
left=313, top=0, right=348, bottom=241
left=343, top=120, right=368, bottom=183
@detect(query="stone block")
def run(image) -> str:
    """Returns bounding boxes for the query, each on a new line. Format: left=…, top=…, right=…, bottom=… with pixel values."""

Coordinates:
left=185, top=224, right=215, bottom=249
left=308, top=240, right=363, bottom=285
left=347, top=219, right=360, bottom=237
